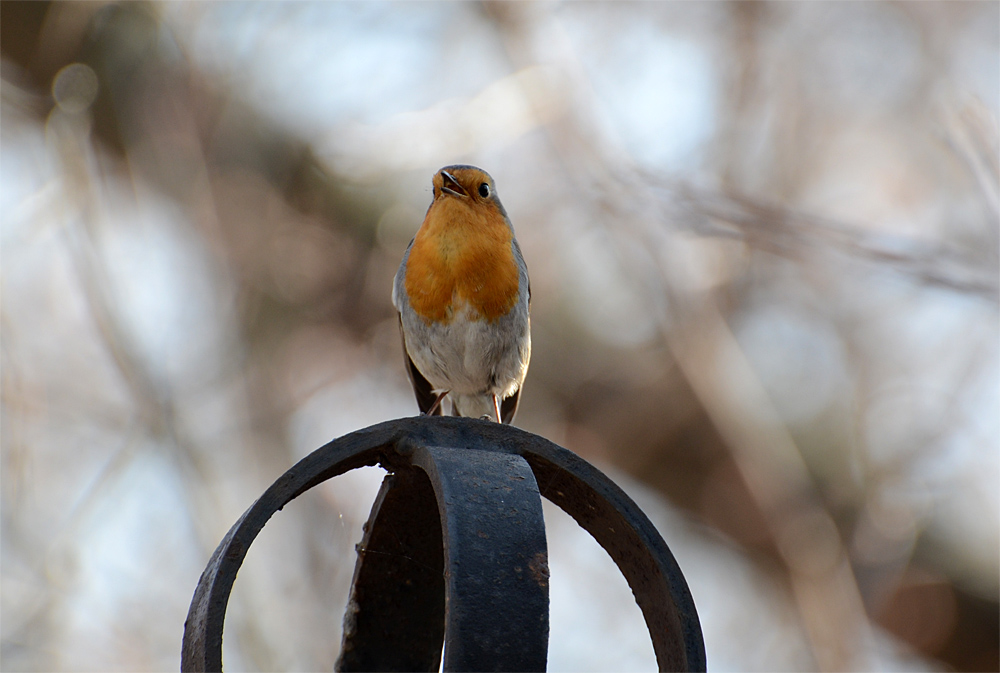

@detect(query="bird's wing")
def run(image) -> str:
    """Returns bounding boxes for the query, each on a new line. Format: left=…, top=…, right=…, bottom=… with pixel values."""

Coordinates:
left=500, top=388, right=520, bottom=424
left=399, top=316, right=441, bottom=415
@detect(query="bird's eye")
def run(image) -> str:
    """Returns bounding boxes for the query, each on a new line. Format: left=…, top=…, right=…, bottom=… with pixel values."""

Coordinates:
left=478, top=183, right=490, bottom=198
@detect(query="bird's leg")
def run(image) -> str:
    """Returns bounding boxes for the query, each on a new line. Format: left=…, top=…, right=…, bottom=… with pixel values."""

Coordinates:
left=492, top=394, right=501, bottom=423
left=425, top=391, right=448, bottom=416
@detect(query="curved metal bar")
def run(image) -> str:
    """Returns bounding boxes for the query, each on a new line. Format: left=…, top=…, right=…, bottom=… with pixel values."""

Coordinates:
left=337, top=446, right=549, bottom=673
left=337, top=470, right=446, bottom=671
left=412, top=445, right=548, bottom=672
left=182, top=416, right=705, bottom=672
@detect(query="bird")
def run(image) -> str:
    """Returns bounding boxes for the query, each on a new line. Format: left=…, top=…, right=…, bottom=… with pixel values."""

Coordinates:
left=392, top=165, right=530, bottom=424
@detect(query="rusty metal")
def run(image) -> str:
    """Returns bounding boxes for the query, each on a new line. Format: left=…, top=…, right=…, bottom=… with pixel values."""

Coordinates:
left=182, top=416, right=705, bottom=672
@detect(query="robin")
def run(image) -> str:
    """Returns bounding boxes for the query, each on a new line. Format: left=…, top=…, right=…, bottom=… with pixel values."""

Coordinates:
left=392, top=165, right=530, bottom=423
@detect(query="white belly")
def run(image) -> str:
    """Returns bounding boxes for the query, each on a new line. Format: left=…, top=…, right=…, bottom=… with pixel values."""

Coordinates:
left=404, top=302, right=528, bottom=398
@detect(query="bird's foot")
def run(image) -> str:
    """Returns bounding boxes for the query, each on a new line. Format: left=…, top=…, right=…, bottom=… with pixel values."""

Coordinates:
left=425, top=391, right=449, bottom=416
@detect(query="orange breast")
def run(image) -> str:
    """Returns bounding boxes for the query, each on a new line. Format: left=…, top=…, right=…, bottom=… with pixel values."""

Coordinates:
left=404, top=197, right=519, bottom=324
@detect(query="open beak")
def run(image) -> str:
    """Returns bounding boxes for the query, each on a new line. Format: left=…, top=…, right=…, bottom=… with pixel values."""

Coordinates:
left=440, top=170, right=467, bottom=198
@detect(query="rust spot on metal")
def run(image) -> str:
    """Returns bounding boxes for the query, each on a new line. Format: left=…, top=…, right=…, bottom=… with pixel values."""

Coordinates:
left=529, top=552, right=550, bottom=589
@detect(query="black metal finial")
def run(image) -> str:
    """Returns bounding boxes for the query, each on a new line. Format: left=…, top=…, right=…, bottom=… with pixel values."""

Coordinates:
left=181, top=416, right=705, bottom=672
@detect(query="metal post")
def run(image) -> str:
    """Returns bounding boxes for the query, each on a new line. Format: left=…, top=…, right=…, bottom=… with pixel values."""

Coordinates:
left=181, top=417, right=705, bottom=672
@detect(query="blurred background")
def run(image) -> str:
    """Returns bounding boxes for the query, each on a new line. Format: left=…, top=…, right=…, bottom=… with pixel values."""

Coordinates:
left=2, top=1, right=997, bottom=671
